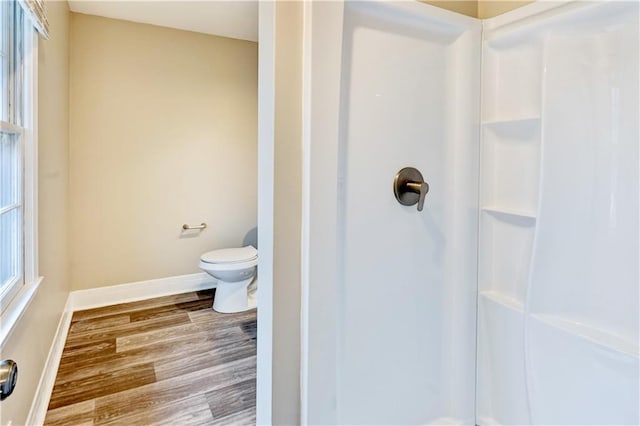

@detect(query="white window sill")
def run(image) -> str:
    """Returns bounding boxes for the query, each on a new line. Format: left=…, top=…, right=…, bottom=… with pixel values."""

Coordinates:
left=0, top=276, right=43, bottom=349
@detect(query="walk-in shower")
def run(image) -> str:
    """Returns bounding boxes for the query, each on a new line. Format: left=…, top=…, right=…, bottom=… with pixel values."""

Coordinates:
left=302, top=1, right=639, bottom=424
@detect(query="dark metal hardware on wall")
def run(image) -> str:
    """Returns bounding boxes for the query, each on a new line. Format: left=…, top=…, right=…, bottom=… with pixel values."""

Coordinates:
left=393, top=167, right=430, bottom=211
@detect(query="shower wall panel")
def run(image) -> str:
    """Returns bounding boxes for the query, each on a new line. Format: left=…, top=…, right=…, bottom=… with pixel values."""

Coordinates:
left=335, top=2, right=480, bottom=424
left=478, top=2, right=639, bottom=424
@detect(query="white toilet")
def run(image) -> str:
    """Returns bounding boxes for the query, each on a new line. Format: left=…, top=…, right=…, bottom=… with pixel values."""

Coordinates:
left=199, top=246, right=257, bottom=313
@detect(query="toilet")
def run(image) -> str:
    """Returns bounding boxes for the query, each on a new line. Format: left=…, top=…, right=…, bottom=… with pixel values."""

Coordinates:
left=199, top=246, right=257, bottom=313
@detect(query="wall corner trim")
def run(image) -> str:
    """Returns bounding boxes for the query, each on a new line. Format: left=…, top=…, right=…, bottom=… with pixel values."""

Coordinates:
left=67, top=273, right=218, bottom=312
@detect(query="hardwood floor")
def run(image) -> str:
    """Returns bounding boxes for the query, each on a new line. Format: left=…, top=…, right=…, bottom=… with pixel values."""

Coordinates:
left=44, top=290, right=257, bottom=426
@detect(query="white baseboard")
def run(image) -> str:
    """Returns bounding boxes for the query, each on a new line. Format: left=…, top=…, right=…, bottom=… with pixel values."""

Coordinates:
left=67, top=272, right=217, bottom=312
left=25, top=306, right=73, bottom=426
left=26, top=272, right=217, bottom=425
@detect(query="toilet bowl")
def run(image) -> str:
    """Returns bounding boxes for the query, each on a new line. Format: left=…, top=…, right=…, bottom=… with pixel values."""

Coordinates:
left=199, top=246, right=257, bottom=313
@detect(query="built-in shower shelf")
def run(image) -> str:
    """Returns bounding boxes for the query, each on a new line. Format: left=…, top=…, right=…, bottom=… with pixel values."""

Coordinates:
left=480, top=291, right=524, bottom=312
left=531, top=314, right=640, bottom=356
left=482, top=117, right=541, bottom=131
left=482, top=206, right=537, bottom=221
left=477, top=299, right=639, bottom=356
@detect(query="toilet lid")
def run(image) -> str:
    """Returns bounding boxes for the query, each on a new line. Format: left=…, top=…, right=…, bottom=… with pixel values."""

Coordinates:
left=201, top=246, right=257, bottom=264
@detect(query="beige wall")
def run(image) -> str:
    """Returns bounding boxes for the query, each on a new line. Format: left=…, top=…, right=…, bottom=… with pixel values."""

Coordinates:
left=0, top=1, right=70, bottom=424
left=69, top=14, right=258, bottom=290
left=272, top=2, right=303, bottom=424
left=477, top=0, right=535, bottom=18
left=421, top=0, right=533, bottom=18
left=422, top=0, right=478, bottom=17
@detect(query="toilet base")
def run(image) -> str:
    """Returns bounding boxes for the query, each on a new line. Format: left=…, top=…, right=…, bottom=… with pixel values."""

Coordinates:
left=213, top=277, right=257, bottom=313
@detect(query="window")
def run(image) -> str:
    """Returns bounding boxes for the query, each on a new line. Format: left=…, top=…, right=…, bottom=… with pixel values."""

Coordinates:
left=0, top=0, right=36, bottom=314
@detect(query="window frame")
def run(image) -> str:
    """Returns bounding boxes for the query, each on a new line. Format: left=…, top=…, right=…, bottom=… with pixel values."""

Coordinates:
left=0, top=124, right=25, bottom=311
left=0, top=1, right=41, bottom=346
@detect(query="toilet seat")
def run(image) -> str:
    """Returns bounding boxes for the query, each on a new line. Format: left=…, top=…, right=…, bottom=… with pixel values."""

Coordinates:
left=199, top=257, right=257, bottom=271
left=200, top=246, right=257, bottom=265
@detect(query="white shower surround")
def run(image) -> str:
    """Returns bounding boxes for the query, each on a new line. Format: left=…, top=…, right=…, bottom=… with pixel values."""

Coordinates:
left=478, top=2, right=639, bottom=425
left=302, top=1, right=639, bottom=425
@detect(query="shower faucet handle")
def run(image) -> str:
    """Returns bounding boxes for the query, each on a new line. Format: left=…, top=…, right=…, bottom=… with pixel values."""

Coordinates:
left=393, top=167, right=430, bottom=212
left=405, top=181, right=429, bottom=211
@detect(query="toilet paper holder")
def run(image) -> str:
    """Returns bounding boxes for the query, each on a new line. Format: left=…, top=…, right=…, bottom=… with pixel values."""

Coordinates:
left=182, top=223, right=207, bottom=231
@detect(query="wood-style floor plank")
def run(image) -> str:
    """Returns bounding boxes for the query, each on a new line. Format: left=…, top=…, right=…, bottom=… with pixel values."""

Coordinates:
left=93, top=356, right=256, bottom=424
left=95, top=394, right=214, bottom=426
left=207, top=379, right=256, bottom=421
left=154, top=339, right=256, bottom=381
left=68, top=314, right=130, bottom=335
left=44, top=399, right=95, bottom=426
left=59, top=339, right=116, bottom=366
left=55, top=332, right=231, bottom=385
left=65, top=311, right=192, bottom=348
left=212, top=406, right=257, bottom=426
left=70, top=291, right=210, bottom=322
left=128, top=297, right=214, bottom=322
left=188, top=307, right=256, bottom=326
left=45, top=290, right=257, bottom=426
left=115, top=318, right=252, bottom=353
left=48, top=363, right=156, bottom=410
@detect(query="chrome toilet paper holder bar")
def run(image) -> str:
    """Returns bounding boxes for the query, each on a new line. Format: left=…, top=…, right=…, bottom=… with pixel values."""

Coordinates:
left=182, top=223, right=207, bottom=230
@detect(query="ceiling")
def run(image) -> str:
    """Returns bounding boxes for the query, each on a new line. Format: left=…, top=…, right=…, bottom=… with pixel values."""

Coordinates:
left=68, top=0, right=258, bottom=42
